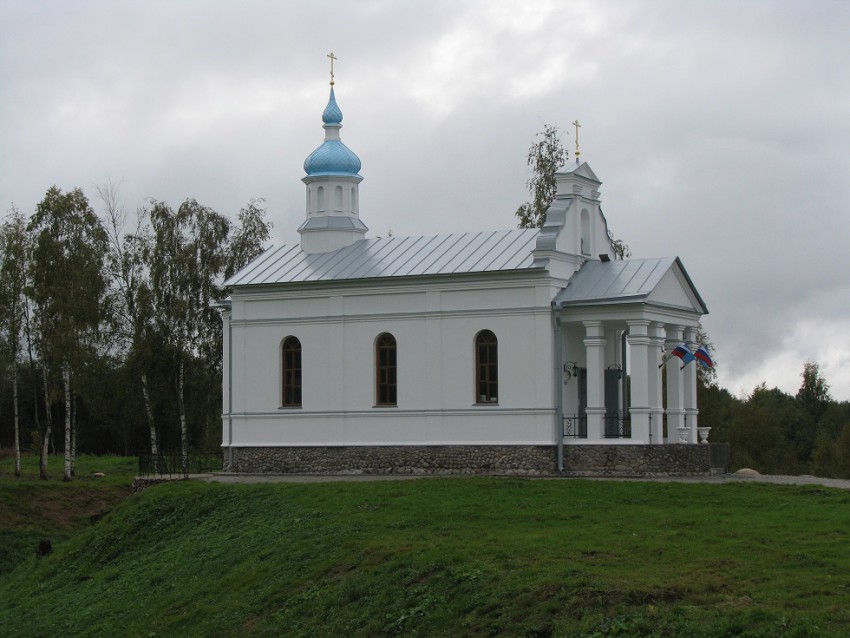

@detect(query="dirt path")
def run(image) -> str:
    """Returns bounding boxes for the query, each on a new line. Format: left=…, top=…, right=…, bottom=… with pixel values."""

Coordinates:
left=197, top=472, right=850, bottom=490
left=640, top=473, right=850, bottom=490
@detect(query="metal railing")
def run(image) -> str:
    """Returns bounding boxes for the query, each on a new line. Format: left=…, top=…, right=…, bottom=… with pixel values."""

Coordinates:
left=709, top=442, right=730, bottom=472
left=603, top=413, right=632, bottom=439
left=138, top=451, right=223, bottom=479
left=564, top=415, right=587, bottom=438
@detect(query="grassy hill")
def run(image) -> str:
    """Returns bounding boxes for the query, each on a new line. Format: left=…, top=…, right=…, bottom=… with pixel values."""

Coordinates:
left=1, top=472, right=849, bottom=637
left=0, top=454, right=136, bottom=575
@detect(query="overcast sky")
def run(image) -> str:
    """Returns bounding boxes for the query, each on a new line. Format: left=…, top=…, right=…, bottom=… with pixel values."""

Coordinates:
left=1, top=0, right=848, bottom=400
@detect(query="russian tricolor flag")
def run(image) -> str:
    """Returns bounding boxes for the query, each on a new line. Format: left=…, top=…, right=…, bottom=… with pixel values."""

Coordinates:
left=660, top=343, right=697, bottom=369
left=671, top=343, right=696, bottom=368
left=695, top=346, right=714, bottom=369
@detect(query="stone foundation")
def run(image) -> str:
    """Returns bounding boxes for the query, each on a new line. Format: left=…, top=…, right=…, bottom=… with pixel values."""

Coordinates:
left=563, top=444, right=713, bottom=477
left=225, top=444, right=716, bottom=476
left=228, top=445, right=556, bottom=475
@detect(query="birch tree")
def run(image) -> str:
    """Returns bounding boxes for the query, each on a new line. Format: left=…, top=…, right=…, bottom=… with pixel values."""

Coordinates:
left=149, top=199, right=230, bottom=472
left=23, top=293, right=49, bottom=479
left=0, top=208, right=29, bottom=477
left=224, top=198, right=272, bottom=280
left=515, top=123, right=566, bottom=229
left=29, top=187, right=108, bottom=481
left=97, top=181, right=160, bottom=457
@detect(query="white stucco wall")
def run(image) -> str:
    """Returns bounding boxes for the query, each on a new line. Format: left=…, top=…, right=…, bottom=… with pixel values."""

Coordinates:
left=225, top=274, right=560, bottom=447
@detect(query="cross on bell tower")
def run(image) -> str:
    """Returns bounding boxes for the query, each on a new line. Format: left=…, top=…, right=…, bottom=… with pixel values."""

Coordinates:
left=327, top=52, right=337, bottom=86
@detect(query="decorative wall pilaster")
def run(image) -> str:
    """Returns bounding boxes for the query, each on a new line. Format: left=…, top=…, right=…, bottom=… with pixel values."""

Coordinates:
left=221, top=308, right=232, bottom=447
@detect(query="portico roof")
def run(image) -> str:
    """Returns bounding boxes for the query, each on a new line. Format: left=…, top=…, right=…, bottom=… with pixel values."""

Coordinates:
left=552, top=257, right=708, bottom=314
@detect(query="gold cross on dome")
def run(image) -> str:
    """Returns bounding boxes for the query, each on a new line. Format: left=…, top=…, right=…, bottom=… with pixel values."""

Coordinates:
left=572, top=120, right=581, bottom=158
left=327, top=52, right=337, bottom=86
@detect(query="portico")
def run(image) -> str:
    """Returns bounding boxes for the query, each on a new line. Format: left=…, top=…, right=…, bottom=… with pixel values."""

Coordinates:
left=553, top=257, right=708, bottom=453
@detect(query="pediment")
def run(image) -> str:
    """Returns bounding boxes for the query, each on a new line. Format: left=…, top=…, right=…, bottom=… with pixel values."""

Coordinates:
left=557, top=160, right=601, bottom=183
left=552, top=256, right=708, bottom=315
left=647, top=264, right=706, bottom=313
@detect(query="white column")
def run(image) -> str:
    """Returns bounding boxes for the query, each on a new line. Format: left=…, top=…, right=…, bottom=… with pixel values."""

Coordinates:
left=648, top=322, right=665, bottom=445
left=683, top=325, right=699, bottom=444
left=583, top=321, right=607, bottom=442
left=626, top=320, right=651, bottom=443
left=664, top=325, right=686, bottom=443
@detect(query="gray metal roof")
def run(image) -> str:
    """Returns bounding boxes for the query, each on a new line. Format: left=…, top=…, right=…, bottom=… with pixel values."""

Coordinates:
left=297, top=216, right=369, bottom=231
left=225, top=229, right=542, bottom=286
left=552, top=257, right=708, bottom=313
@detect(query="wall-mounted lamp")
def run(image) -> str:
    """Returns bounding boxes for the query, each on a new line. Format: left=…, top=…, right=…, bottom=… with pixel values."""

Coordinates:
left=608, top=363, right=623, bottom=380
left=563, top=361, right=579, bottom=379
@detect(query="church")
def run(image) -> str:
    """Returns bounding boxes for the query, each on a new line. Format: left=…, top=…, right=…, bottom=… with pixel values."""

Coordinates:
left=219, top=70, right=712, bottom=476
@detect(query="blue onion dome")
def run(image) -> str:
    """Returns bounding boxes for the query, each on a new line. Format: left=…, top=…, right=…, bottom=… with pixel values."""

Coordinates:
left=322, top=88, right=343, bottom=124
left=303, top=87, right=362, bottom=176
left=303, top=140, right=362, bottom=176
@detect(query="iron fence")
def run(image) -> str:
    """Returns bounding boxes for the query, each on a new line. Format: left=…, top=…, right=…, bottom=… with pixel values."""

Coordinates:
left=603, top=413, right=631, bottom=439
left=709, top=442, right=730, bottom=472
left=138, top=451, right=223, bottom=479
left=564, top=415, right=587, bottom=438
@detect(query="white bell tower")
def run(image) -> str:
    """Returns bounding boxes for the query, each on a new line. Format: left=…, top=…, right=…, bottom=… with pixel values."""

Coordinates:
left=298, top=53, right=368, bottom=254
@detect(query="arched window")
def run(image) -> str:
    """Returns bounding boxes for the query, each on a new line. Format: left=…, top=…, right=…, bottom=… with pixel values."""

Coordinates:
left=375, top=333, right=397, bottom=406
left=580, top=209, right=590, bottom=256
left=334, top=185, right=343, bottom=211
left=281, top=336, right=302, bottom=407
left=351, top=187, right=357, bottom=212
left=475, top=330, right=498, bottom=403
left=317, top=186, right=325, bottom=211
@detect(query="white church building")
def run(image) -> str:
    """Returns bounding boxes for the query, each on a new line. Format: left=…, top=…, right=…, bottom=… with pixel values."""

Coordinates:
left=219, top=78, right=713, bottom=476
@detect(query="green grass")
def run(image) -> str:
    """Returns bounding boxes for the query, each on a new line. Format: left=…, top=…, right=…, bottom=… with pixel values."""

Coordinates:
left=1, top=477, right=849, bottom=637
left=0, top=453, right=136, bottom=575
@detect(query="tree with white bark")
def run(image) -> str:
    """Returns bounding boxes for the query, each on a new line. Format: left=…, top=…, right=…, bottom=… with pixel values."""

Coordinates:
left=96, top=181, right=161, bottom=458
left=0, top=208, right=29, bottom=476
left=225, top=198, right=272, bottom=280
left=28, top=187, right=108, bottom=481
left=148, top=199, right=230, bottom=473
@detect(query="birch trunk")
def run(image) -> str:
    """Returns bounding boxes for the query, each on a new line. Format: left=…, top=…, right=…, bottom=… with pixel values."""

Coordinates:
left=141, top=373, right=158, bottom=456
left=63, top=363, right=72, bottom=482
left=70, top=391, right=77, bottom=477
left=177, top=358, right=189, bottom=475
left=24, top=303, right=42, bottom=470
left=40, top=367, right=52, bottom=480
left=13, top=360, right=21, bottom=477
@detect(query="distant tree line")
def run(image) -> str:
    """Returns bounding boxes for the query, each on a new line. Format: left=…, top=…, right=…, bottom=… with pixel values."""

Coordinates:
left=698, top=362, right=850, bottom=477
left=0, top=183, right=271, bottom=479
